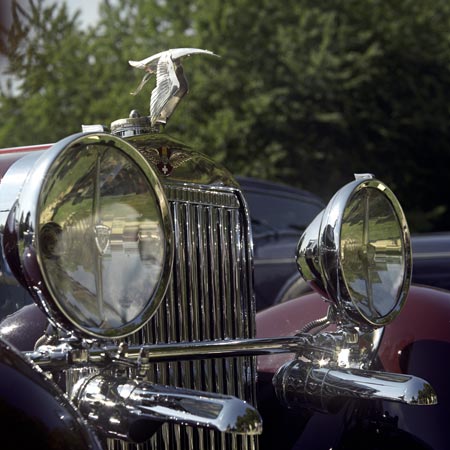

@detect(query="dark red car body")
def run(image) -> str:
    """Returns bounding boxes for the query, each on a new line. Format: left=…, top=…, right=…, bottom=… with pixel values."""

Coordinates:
left=257, top=285, right=450, bottom=450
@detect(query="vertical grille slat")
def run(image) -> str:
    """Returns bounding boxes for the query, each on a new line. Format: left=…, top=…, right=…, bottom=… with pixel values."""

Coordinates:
left=109, top=184, right=257, bottom=450
left=209, top=207, right=222, bottom=340
left=219, top=207, right=232, bottom=340
left=187, top=204, right=200, bottom=342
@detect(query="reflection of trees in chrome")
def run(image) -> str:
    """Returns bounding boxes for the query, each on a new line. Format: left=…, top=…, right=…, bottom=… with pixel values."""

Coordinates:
left=41, top=144, right=162, bottom=226
left=39, top=148, right=97, bottom=225
left=417, top=383, right=437, bottom=405
left=177, top=397, right=223, bottom=419
left=235, top=408, right=262, bottom=433
left=339, top=188, right=405, bottom=318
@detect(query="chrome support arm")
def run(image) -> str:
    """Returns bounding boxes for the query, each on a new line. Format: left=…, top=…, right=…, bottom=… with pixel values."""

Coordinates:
left=25, top=330, right=382, bottom=370
left=27, top=335, right=327, bottom=369
left=273, top=360, right=437, bottom=413
left=28, top=330, right=437, bottom=415
left=72, top=374, right=262, bottom=443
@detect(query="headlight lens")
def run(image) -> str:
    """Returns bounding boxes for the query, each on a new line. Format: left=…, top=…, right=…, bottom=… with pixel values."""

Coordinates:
left=296, top=176, right=411, bottom=327
left=340, top=186, right=406, bottom=323
left=11, top=133, right=173, bottom=338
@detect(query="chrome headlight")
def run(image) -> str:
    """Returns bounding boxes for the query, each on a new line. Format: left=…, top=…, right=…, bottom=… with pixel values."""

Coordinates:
left=296, top=175, right=411, bottom=327
left=5, top=133, right=173, bottom=338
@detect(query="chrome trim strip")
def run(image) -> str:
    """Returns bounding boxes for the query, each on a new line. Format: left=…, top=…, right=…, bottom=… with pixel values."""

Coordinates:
left=29, top=336, right=313, bottom=369
left=165, top=184, right=240, bottom=208
left=74, top=375, right=262, bottom=442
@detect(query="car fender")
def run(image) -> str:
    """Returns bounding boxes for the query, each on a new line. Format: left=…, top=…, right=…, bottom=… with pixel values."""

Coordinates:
left=0, top=337, right=102, bottom=450
left=256, top=285, right=450, bottom=374
left=256, top=285, right=450, bottom=450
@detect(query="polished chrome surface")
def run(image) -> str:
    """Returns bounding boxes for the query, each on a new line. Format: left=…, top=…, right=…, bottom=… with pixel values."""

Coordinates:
left=273, top=359, right=437, bottom=412
left=296, top=177, right=412, bottom=328
left=81, top=124, right=109, bottom=133
left=0, top=151, right=44, bottom=226
left=129, top=132, right=239, bottom=185
left=111, top=110, right=161, bottom=139
left=28, top=335, right=323, bottom=369
left=73, top=374, right=262, bottom=442
left=98, top=181, right=258, bottom=450
left=4, top=133, right=173, bottom=338
left=128, top=48, right=218, bottom=127
left=28, top=326, right=380, bottom=372
left=0, top=150, right=45, bottom=307
left=294, top=327, right=382, bottom=370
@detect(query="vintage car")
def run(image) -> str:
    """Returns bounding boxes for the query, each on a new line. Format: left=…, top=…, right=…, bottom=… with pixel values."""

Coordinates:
left=411, top=232, right=450, bottom=291
left=0, top=48, right=449, bottom=450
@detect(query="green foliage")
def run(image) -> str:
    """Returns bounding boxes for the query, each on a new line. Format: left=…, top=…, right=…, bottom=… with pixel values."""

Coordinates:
left=1, top=0, right=449, bottom=231
left=1, top=0, right=87, bottom=145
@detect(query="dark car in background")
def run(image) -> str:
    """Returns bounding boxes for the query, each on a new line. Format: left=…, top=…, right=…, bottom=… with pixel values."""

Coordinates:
left=237, top=177, right=325, bottom=310
left=240, top=177, right=450, bottom=310
left=411, top=232, right=450, bottom=291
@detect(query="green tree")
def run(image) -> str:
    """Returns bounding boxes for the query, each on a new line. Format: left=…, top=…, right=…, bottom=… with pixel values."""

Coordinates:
left=1, top=0, right=450, bottom=231
left=183, top=0, right=450, bottom=232
left=1, top=0, right=88, bottom=145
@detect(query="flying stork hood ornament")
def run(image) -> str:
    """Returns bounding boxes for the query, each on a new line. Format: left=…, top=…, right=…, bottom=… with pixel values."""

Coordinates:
left=128, top=48, right=218, bottom=128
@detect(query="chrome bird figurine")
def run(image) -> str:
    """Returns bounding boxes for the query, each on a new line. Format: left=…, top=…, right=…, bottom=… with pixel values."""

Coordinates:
left=129, top=48, right=218, bottom=127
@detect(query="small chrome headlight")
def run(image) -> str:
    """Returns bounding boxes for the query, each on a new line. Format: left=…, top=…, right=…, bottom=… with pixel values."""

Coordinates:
left=6, top=133, right=173, bottom=338
left=296, top=175, right=411, bottom=327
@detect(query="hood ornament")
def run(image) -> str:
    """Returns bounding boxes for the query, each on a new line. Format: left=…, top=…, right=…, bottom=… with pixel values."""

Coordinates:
left=129, top=48, right=218, bottom=127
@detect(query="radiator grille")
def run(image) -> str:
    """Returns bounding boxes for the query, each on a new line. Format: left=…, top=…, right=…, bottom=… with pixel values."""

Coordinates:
left=109, top=183, right=257, bottom=450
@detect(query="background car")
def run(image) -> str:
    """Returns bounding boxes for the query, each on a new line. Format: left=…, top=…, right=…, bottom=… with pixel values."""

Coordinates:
left=240, top=177, right=450, bottom=310
left=237, top=176, right=325, bottom=310
left=411, top=232, right=450, bottom=291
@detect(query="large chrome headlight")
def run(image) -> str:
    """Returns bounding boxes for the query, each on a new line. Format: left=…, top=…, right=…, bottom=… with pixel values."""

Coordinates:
left=4, top=133, right=173, bottom=338
left=296, top=175, right=411, bottom=327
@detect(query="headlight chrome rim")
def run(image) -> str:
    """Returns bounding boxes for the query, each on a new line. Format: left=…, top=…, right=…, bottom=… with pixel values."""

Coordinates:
left=9, top=133, right=173, bottom=339
left=297, top=177, right=411, bottom=328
